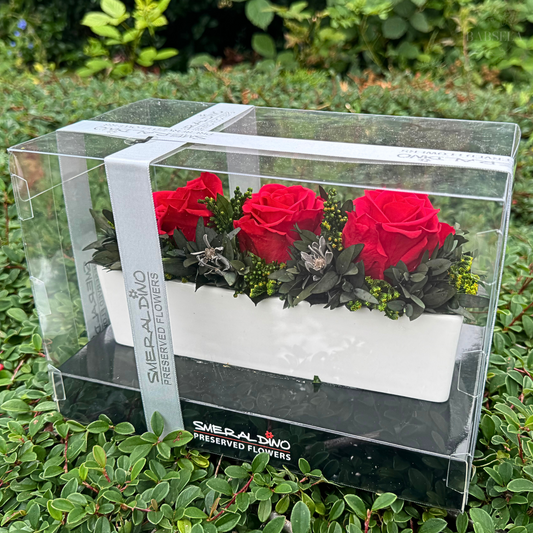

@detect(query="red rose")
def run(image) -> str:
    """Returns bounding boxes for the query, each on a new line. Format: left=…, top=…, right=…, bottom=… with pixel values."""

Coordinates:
left=342, top=189, right=455, bottom=279
left=153, top=173, right=223, bottom=241
left=234, top=184, right=324, bottom=263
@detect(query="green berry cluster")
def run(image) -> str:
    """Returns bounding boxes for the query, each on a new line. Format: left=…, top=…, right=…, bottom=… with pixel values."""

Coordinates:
left=347, top=277, right=401, bottom=319
left=200, top=186, right=254, bottom=233
left=200, top=196, right=230, bottom=233
left=231, top=186, right=253, bottom=220
left=245, top=254, right=283, bottom=299
left=321, top=188, right=348, bottom=251
left=450, top=255, right=479, bottom=295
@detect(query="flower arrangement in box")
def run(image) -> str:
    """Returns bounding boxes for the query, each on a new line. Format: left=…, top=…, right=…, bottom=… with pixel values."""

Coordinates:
left=90, top=173, right=485, bottom=320
left=88, top=173, right=488, bottom=401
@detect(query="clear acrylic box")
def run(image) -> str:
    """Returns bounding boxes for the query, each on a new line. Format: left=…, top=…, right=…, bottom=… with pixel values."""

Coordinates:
left=8, top=99, right=519, bottom=510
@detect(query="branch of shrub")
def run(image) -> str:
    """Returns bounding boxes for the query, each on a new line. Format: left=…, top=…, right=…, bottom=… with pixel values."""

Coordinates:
left=208, top=474, right=254, bottom=521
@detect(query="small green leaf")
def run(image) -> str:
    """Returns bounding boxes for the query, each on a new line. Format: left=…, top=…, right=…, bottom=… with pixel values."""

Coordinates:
left=95, top=516, right=111, bottom=533
left=469, top=508, right=494, bottom=533
left=507, top=478, right=533, bottom=492
left=276, top=495, right=290, bottom=514
left=258, top=498, right=272, bottom=523
left=130, top=458, right=146, bottom=481
left=312, top=270, right=339, bottom=294
left=151, top=411, right=165, bottom=437
left=206, top=477, right=233, bottom=496
left=371, top=493, right=397, bottom=511
left=155, top=48, right=178, bottom=60
left=61, top=478, right=79, bottom=498
left=252, top=452, right=270, bottom=473
left=274, top=483, right=294, bottom=494
left=419, top=518, right=447, bottom=533
left=6, top=308, right=28, bottom=322
left=1, top=399, right=30, bottom=413
left=189, top=54, right=217, bottom=68
left=32, top=334, right=42, bottom=351
left=252, top=33, right=276, bottom=58
left=26, top=503, right=40, bottom=529
left=291, top=500, right=311, bottom=533
left=79, top=463, right=89, bottom=481
left=93, top=445, right=107, bottom=468
left=246, top=0, right=274, bottom=30
left=410, top=12, right=430, bottom=32
left=456, top=513, right=468, bottom=533
left=329, top=499, right=345, bottom=521
left=115, top=422, right=135, bottom=435
left=264, top=516, right=286, bottom=533
left=152, top=481, right=170, bottom=503
left=298, top=458, right=311, bottom=474
left=344, top=494, right=367, bottom=520
left=87, top=420, right=110, bottom=433
left=67, top=508, right=87, bottom=525
left=176, top=485, right=202, bottom=509
left=523, top=315, right=533, bottom=338
left=47, top=500, right=63, bottom=522
left=51, top=498, right=75, bottom=512
left=336, top=245, right=357, bottom=276
left=184, top=507, right=208, bottom=519
left=81, top=12, right=113, bottom=27
left=92, top=25, right=121, bottom=39
left=225, top=465, right=249, bottom=479
left=354, top=288, right=379, bottom=305
left=215, top=512, right=241, bottom=532
left=382, top=16, right=408, bottom=39
left=102, top=489, right=123, bottom=503
left=101, top=0, right=127, bottom=18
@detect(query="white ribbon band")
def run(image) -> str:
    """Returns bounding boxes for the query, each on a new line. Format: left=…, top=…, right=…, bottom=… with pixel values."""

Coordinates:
left=102, top=104, right=253, bottom=433
left=59, top=119, right=515, bottom=175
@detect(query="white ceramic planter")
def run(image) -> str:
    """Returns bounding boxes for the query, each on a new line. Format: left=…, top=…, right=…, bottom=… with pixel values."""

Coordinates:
left=97, top=266, right=463, bottom=402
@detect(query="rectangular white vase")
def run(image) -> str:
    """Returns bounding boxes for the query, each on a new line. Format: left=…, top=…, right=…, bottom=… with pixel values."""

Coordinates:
left=96, top=265, right=463, bottom=403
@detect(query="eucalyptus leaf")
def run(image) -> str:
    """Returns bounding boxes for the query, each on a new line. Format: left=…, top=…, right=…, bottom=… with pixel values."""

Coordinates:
left=312, top=271, right=339, bottom=294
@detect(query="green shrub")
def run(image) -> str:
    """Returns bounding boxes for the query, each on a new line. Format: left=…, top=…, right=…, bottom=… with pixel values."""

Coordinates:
left=0, top=67, right=533, bottom=532
left=0, top=0, right=278, bottom=70
left=78, top=0, right=178, bottom=78
left=0, top=0, right=98, bottom=68
left=3, top=0, right=533, bottom=78
left=265, top=0, right=533, bottom=79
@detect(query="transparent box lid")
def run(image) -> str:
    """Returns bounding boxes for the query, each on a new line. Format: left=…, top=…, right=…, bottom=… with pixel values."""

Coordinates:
left=8, top=99, right=519, bottom=511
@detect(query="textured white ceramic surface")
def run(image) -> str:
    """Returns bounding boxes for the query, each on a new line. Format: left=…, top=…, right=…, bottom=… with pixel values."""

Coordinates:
left=97, top=266, right=463, bottom=402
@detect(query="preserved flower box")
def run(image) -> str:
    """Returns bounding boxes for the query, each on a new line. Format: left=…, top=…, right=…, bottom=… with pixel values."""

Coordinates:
left=8, top=99, right=519, bottom=510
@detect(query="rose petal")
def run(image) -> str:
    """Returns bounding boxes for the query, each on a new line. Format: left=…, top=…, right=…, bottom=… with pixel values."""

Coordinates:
left=234, top=216, right=292, bottom=263
left=438, top=222, right=455, bottom=245
left=343, top=189, right=448, bottom=276
left=152, top=173, right=223, bottom=237
left=236, top=184, right=324, bottom=262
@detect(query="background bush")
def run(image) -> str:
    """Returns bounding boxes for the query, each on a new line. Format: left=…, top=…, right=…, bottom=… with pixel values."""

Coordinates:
left=0, top=0, right=287, bottom=70
left=2, top=0, right=533, bottom=78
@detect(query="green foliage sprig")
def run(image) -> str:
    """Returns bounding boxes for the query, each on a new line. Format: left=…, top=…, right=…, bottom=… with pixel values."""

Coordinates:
left=167, top=219, right=243, bottom=290
left=347, top=278, right=401, bottom=320
left=78, top=0, right=177, bottom=78
left=87, top=210, right=280, bottom=304
left=318, top=187, right=351, bottom=252
left=384, top=233, right=489, bottom=321
left=267, top=0, right=533, bottom=80
left=199, top=186, right=253, bottom=234
left=84, top=209, right=120, bottom=270
left=269, top=228, right=373, bottom=310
